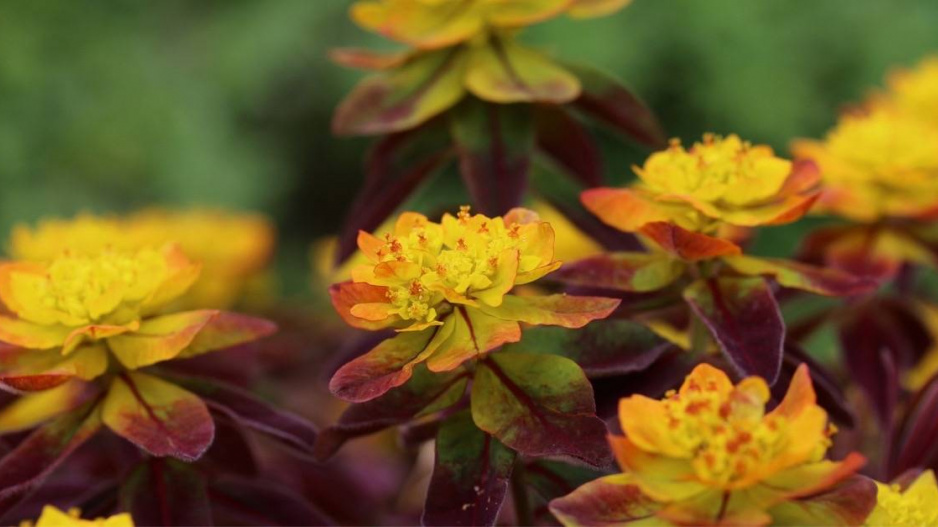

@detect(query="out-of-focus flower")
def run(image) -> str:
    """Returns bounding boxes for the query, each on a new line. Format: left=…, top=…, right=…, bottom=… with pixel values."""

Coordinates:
left=583, top=134, right=820, bottom=235
left=9, top=209, right=275, bottom=309
left=0, top=244, right=275, bottom=391
left=350, top=0, right=631, bottom=50
left=329, top=206, right=619, bottom=401
left=878, top=56, right=938, bottom=126
left=792, top=108, right=938, bottom=223
left=550, top=364, right=872, bottom=526
left=21, top=506, right=133, bottom=527
left=866, top=470, right=938, bottom=526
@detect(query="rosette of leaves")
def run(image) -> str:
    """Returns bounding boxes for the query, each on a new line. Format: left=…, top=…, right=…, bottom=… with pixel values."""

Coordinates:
left=0, top=245, right=322, bottom=522
left=330, top=0, right=666, bottom=263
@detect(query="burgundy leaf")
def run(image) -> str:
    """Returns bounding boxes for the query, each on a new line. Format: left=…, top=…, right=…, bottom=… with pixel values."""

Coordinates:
left=838, top=305, right=902, bottom=429
left=423, top=412, right=515, bottom=527
left=890, top=372, right=938, bottom=477
left=499, top=320, right=672, bottom=378
left=209, top=476, right=333, bottom=526
left=171, top=376, right=318, bottom=460
left=315, top=365, right=467, bottom=461
left=684, top=277, right=785, bottom=383
left=119, top=458, right=212, bottom=527
left=451, top=99, right=535, bottom=216
left=336, top=120, right=454, bottom=263
left=534, top=105, right=602, bottom=187
left=0, top=401, right=102, bottom=510
left=563, top=62, right=666, bottom=148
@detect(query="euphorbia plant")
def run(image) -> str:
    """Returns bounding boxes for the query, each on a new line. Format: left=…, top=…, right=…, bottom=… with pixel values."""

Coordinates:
left=331, top=0, right=666, bottom=262
left=549, top=363, right=876, bottom=526
left=555, top=133, right=874, bottom=382
left=0, top=234, right=317, bottom=520
left=319, top=206, right=622, bottom=524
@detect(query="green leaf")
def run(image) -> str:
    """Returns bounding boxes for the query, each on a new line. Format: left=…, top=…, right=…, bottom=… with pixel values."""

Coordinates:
left=470, top=352, right=611, bottom=467
left=333, top=48, right=468, bottom=136
left=552, top=252, right=685, bottom=292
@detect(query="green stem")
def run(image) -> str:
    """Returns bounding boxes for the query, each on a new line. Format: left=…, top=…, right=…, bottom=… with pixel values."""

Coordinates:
left=511, top=460, right=533, bottom=526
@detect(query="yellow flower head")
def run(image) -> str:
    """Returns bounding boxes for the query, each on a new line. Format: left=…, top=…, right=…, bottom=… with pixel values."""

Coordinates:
left=610, top=363, right=864, bottom=525
left=881, top=56, right=938, bottom=126
left=583, top=134, right=819, bottom=235
left=349, top=206, right=559, bottom=329
left=9, top=209, right=275, bottom=309
left=866, top=470, right=938, bottom=527
left=330, top=206, right=618, bottom=401
left=792, top=108, right=938, bottom=222
left=21, top=506, right=133, bottom=527
left=0, top=244, right=199, bottom=354
left=351, top=0, right=630, bottom=50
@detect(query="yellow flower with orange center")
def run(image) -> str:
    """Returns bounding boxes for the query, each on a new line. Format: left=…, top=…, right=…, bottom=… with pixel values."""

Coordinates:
left=590, top=364, right=864, bottom=525
left=866, top=470, right=938, bottom=527
left=9, top=209, right=275, bottom=309
left=793, top=108, right=938, bottom=223
left=583, top=134, right=820, bottom=237
left=330, top=207, right=619, bottom=401
left=351, top=0, right=631, bottom=50
left=21, top=506, right=133, bottom=527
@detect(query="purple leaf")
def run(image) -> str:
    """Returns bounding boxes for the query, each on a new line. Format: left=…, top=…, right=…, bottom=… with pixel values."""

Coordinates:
left=423, top=412, right=515, bottom=527
left=534, top=105, right=602, bottom=187
left=119, top=458, right=212, bottom=527
left=209, top=477, right=334, bottom=526
left=684, top=277, right=785, bottom=383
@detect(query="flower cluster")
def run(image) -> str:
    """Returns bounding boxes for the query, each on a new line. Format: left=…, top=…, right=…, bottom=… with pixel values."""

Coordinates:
left=9, top=209, right=275, bottom=309
left=550, top=364, right=873, bottom=526
left=329, top=206, right=619, bottom=401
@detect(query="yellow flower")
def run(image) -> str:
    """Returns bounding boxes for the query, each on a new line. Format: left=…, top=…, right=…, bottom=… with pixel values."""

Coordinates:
left=609, top=363, right=864, bottom=525
left=351, top=0, right=630, bottom=50
left=583, top=134, right=820, bottom=235
left=21, top=506, right=133, bottom=527
left=792, top=107, right=938, bottom=222
left=0, top=244, right=275, bottom=391
left=866, top=470, right=938, bottom=527
left=9, top=209, right=275, bottom=309
left=880, top=56, right=938, bottom=126
left=330, top=206, right=619, bottom=401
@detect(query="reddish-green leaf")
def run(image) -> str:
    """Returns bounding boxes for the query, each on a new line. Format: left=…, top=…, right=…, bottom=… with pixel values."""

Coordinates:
left=101, top=373, right=214, bottom=462
left=723, top=255, right=877, bottom=297
left=564, top=62, right=666, bottom=148
left=119, top=458, right=212, bottom=527
left=451, top=99, right=535, bottom=216
left=332, top=47, right=468, bottom=136
left=535, top=105, right=602, bottom=187
left=0, top=401, right=102, bottom=507
left=328, top=328, right=435, bottom=403
left=551, top=252, right=685, bottom=292
left=548, top=474, right=661, bottom=526
left=172, top=376, right=318, bottom=460
left=499, top=320, right=671, bottom=378
left=470, top=352, right=611, bottom=467
left=336, top=121, right=454, bottom=263
left=684, top=277, right=785, bottom=383
left=768, top=475, right=877, bottom=526
left=423, top=411, right=516, bottom=527
left=316, top=365, right=467, bottom=461
left=640, top=222, right=741, bottom=261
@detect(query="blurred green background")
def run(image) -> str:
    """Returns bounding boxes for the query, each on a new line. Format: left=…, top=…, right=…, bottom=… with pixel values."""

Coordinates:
left=1, top=0, right=936, bottom=291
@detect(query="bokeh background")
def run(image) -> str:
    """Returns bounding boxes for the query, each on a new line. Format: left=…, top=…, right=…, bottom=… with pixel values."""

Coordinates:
left=1, top=0, right=937, bottom=295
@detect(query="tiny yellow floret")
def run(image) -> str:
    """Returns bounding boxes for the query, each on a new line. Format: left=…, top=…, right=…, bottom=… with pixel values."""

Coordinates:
left=866, top=470, right=938, bottom=527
